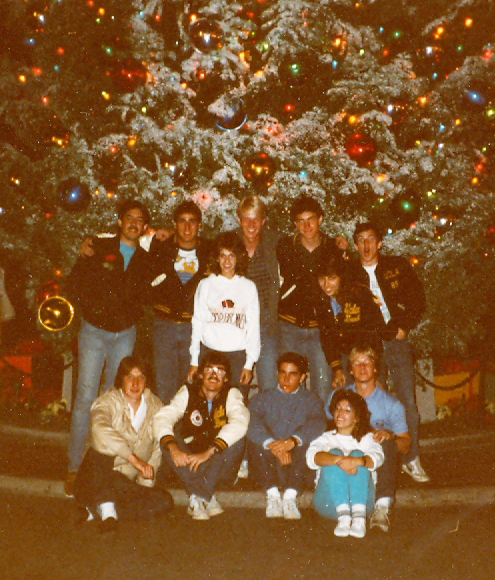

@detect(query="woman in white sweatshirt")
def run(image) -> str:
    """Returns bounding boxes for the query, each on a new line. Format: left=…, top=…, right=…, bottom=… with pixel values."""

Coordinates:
left=188, top=231, right=260, bottom=398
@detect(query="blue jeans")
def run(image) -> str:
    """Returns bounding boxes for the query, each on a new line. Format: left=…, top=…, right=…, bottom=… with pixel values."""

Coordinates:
left=312, top=450, right=375, bottom=520
left=161, top=437, right=245, bottom=502
left=380, top=338, right=420, bottom=462
left=279, top=321, right=331, bottom=401
left=255, top=325, right=279, bottom=392
left=68, top=320, right=136, bottom=472
left=152, top=317, right=192, bottom=404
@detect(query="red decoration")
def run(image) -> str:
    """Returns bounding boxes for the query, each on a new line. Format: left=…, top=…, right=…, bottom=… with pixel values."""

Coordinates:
left=242, top=152, right=276, bottom=188
left=111, top=58, right=148, bottom=92
left=345, top=132, right=377, bottom=166
left=36, top=280, right=59, bottom=305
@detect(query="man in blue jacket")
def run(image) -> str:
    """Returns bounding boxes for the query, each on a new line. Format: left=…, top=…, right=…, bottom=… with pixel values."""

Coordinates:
left=247, top=352, right=326, bottom=520
left=65, top=200, right=150, bottom=497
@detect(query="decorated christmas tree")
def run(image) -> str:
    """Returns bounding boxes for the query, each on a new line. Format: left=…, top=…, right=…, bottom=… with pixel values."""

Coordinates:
left=1, top=0, right=495, bottom=360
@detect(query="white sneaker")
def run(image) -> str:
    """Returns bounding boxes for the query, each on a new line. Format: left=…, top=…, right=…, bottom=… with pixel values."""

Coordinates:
left=265, top=496, right=283, bottom=518
left=334, top=515, right=351, bottom=537
left=237, top=459, right=249, bottom=479
left=282, top=497, right=301, bottom=520
left=187, top=495, right=210, bottom=520
left=370, top=506, right=390, bottom=532
left=349, top=517, right=366, bottom=538
left=206, top=495, right=224, bottom=517
left=402, top=457, right=430, bottom=483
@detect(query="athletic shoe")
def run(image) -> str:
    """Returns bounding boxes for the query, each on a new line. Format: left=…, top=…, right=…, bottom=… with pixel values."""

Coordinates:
left=187, top=495, right=210, bottom=520
left=265, top=496, right=283, bottom=518
left=370, top=506, right=390, bottom=532
left=402, top=457, right=430, bottom=483
left=206, top=495, right=224, bottom=517
left=334, top=515, right=351, bottom=537
left=349, top=517, right=366, bottom=538
left=282, top=497, right=301, bottom=520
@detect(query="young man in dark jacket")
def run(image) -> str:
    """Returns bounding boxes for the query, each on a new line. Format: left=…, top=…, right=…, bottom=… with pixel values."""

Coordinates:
left=277, top=195, right=345, bottom=402
left=148, top=201, right=211, bottom=404
left=65, top=199, right=151, bottom=496
left=348, top=222, right=429, bottom=483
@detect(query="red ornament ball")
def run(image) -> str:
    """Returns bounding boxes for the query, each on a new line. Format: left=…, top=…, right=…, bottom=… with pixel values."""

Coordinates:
left=345, top=132, right=377, bottom=166
left=242, top=152, right=276, bottom=188
left=111, top=59, right=148, bottom=92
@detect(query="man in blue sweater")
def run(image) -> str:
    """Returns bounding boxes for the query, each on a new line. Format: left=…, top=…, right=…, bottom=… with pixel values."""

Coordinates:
left=247, top=352, right=326, bottom=519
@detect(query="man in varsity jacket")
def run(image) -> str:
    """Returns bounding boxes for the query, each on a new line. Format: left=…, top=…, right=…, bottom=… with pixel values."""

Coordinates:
left=348, top=222, right=429, bottom=484
left=154, top=350, right=249, bottom=521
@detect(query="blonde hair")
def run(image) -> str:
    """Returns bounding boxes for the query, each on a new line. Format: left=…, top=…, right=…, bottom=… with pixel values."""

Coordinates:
left=236, top=195, right=266, bottom=219
left=348, top=345, right=379, bottom=371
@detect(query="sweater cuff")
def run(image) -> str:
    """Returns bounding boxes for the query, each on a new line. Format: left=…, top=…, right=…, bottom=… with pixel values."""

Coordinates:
left=160, top=435, right=176, bottom=449
left=263, top=438, right=275, bottom=450
left=213, top=437, right=228, bottom=452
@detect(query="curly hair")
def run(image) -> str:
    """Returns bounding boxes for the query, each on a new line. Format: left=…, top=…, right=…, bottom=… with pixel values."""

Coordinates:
left=196, top=350, right=232, bottom=384
left=329, top=389, right=372, bottom=442
left=209, top=231, right=249, bottom=276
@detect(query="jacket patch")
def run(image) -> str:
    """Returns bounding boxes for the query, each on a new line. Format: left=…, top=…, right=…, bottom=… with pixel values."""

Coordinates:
left=344, top=303, right=361, bottom=324
left=190, top=409, right=203, bottom=426
left=213, top=405, right=227, bottom=429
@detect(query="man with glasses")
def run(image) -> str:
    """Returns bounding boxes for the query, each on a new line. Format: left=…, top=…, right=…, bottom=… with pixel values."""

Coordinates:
left=349, top=222, right=429, bottom=484
left=154, top=351, right=249, bottom=520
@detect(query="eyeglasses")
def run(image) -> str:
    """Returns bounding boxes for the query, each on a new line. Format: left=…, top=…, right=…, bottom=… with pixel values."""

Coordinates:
left=203, top=366, right=227, bottom=377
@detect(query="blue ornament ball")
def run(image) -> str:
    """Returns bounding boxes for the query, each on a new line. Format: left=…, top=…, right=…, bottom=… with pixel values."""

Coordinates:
left=58, top=179, right=91, bottom=212
left=214, top=98, right=247, bottom=131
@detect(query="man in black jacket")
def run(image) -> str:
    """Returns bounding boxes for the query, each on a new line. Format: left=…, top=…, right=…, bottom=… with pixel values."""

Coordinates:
left=65, top=200, right=150, bottom=496
left=349, top=222, right=429, bottom=483
left=148, top=201, right=211, bottom=404
left=277, top=195, right=345, bottom=402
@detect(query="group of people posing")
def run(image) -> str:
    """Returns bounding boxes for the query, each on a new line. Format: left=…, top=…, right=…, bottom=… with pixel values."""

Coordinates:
left=63, top=193, right=429, bottom=538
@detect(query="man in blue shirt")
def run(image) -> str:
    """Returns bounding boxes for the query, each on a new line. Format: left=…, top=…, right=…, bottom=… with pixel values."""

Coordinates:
left=326, top=344, right=412, bottom=532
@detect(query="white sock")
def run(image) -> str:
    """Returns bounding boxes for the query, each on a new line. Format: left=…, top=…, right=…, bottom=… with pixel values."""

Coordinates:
left=283, top=488, right=297, bottom=500
left=351, top=503, right=366, bottom=518
left=336, top=503, right=351, bottom=517
left=267, top=487, right=281, bottom=499
left=98, top=501, right=118, bottom=521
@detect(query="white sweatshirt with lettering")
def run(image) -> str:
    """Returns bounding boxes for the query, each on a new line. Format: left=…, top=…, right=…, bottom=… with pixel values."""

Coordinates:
left=190, top=274, right=261, bottom=370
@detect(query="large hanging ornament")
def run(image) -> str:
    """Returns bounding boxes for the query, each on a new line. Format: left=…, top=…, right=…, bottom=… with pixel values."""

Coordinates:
left=345, top=132, right=378, bottom=166
left=38, top=296, right=74, bottom=332
left=242, top=153, right=276, bottom=188
left=462, top=82, right=491, bottom=111
left=111, top=59, right=148, bottom=92
left=58, top=179, right=91, bottom=212
left=213, top=98, right=247, bottom=131
left=189, top=19, right=223, bottom=53
left=389, top=191, right=421, bottom=229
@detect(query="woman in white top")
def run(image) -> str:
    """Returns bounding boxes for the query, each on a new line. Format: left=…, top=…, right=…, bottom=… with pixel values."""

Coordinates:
left=188, top=231, right=260, bottom=398
left=306, top=388, right=384, bottom=538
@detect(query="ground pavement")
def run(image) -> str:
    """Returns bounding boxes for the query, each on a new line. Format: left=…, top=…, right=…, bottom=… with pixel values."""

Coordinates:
left=1, top=424, right=494, bottom=580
